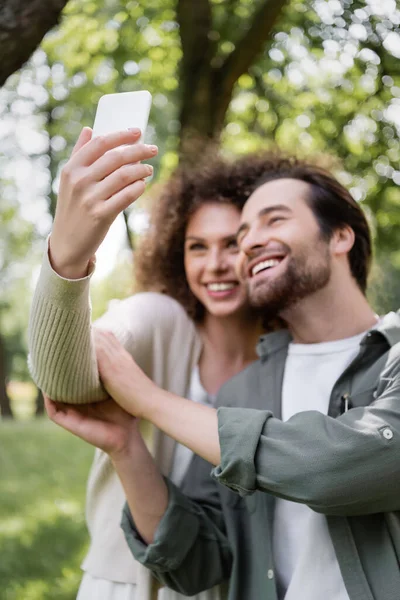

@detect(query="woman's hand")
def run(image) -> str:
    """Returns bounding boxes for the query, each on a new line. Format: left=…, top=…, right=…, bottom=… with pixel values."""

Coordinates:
left=44, top=395, right=141, bottom=459
left=94, top=329, right=153, bottom=418
left=49, top=127, right=158, bottom=279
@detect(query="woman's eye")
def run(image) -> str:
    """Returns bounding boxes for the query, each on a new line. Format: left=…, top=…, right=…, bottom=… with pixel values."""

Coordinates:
left=227, top=240, right=239, bottom=250
left=189, top=243, right=206, bottom=251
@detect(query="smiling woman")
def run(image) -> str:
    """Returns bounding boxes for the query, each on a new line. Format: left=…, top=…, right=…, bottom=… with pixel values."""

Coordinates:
left=183, top=203, right=247, bottom=322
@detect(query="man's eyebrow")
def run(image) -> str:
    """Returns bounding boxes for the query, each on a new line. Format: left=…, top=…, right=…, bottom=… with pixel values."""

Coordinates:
left=236, top=204, right=292, bottom=238
left=258, top=204, right=292, bottom=218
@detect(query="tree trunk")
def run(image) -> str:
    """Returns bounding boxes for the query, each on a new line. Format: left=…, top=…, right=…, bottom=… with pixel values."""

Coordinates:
left=177, top=0, right=288, bottom=164
left=0, top=0, right=69, bottom=87
left=35, top=387, right=44, bottom=416
left=0, top=334, right=14, bottom=419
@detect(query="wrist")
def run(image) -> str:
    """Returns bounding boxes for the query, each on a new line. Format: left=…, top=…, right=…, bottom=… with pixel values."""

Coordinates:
left=109, top=433, right=145, bottom=467
left=48, top=237, right=92, bottom=280
left=137, top=378, right=161, bottom=422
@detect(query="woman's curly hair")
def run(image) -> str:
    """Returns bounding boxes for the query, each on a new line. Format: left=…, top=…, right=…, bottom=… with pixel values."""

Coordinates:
left=134, top=151, right=371, bottom=320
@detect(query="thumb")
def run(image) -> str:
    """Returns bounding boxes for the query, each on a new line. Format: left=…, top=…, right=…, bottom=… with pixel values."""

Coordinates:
left=71, top=127, right=92, bottom=155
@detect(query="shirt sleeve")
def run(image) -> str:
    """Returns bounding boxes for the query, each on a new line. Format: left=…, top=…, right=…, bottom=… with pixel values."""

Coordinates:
left=121, top=460, right=232, bottom=596
left=212, top=360, right=400, bottom=516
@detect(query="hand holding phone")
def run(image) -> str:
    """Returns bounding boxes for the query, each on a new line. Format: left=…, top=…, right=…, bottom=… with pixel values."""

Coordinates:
left=49, top=91, right=156, bottom=279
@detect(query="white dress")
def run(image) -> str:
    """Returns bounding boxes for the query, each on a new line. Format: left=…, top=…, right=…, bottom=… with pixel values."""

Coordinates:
left=77, top=366, right=221, bottom=600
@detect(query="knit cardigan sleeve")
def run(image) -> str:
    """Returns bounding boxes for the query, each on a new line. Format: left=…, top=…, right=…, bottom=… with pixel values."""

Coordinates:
left=28, top=246, right=194, bottom=404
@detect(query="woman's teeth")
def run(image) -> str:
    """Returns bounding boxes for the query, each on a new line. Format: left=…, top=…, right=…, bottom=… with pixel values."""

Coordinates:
left=252, top=258, right=281, bottom=276
left=207, top=282, right=236, bottom=292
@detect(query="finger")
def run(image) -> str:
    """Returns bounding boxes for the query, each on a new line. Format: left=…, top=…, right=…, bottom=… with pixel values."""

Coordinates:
left=101, top=180, right=147, bottom=217
left=47, top=400, right=88, bottom=433
left=94, top=330, right=115, bottom=363
left=96, top=163, right=153, bottom=202
left=95, top=334, right=117, bottom=366
left=95, top=332, right=122, bottom=377
left=71, top=127, right=93, bottom=156
left=101, top=330, right=122, bottom=348
left=90, top=143, right=158, bottom=183
left=93, top=329, right=114, bottom=349
left=74, top=129, right=143, bottom=167
left=96, top=330, right=127, bottom=356
left=44, top=395, right=57, bottom=419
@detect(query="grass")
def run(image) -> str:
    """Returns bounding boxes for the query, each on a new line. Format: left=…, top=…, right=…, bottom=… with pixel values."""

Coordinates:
left=0, top=417, right=94, bottom=600
left=7, top=381, right=39, bottom=420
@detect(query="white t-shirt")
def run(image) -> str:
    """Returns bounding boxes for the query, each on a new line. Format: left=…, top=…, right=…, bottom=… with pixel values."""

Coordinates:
left=273, top=331, right=368, bottom=600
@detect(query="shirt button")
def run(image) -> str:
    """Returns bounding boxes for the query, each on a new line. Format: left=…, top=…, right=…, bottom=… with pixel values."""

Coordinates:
left=382, top=427, right=393, bottom=440
left=267, top=569, right=274, bottom=579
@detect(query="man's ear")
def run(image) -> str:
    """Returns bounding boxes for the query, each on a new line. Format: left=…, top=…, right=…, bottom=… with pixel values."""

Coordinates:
left=330, top=226, right=355, bottom=257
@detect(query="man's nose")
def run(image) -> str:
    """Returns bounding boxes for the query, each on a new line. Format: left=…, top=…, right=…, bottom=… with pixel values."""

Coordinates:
left=239, top=225, right=267, bottom=256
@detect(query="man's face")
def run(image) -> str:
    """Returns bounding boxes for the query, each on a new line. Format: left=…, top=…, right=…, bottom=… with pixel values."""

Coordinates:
left=236, top=178, right=332, bottom=317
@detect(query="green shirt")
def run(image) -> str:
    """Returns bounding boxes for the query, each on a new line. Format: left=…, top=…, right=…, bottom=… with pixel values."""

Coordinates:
left=122, top=311, right=400, bottom=600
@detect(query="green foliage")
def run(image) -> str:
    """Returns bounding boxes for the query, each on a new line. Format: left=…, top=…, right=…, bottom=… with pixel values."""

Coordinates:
left=223, top=0, right=400, bottom=266
left=36, top=0, right=400, bottom=271
left=41, top=0, right=181, bottom=177
left=0, top=171, right=40, bottom=381
left=91, top=254, right=135, bottom=320
left=0, top=419, right=93, bottom=599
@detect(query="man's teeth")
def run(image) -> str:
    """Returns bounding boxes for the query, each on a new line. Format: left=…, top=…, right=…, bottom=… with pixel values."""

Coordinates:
left=252, top=259, right=281, bottom=276
left=207, top=282, right=236, bottom=292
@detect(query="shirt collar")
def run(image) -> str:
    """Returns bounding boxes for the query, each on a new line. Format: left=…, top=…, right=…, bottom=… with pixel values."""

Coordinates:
left=256, top=311, right=400, bottom=359
left=362, top=311, right=400, bottom=348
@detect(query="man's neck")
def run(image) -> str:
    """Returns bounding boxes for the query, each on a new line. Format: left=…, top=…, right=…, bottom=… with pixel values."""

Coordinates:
left=281, top=280, right=378, bottom=344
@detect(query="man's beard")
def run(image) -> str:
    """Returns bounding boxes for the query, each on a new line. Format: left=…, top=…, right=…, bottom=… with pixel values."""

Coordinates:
left=247, top=243, right=332, bottom=320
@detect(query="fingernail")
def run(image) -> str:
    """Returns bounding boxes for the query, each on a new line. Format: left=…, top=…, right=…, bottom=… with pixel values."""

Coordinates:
left=128, top=128, right=141, bottom=135
left=146, top=165, right=154, bottom=175
left=147, top=145, right=158, bottom=154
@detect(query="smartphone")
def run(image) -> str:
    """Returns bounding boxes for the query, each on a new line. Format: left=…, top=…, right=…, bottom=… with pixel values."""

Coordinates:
left=92, top=90, right=152, bottom=141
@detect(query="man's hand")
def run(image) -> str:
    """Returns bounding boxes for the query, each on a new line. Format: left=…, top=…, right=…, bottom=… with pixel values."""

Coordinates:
left=95, top=329, right=221, bottom=466
left=94, top=329, right=154, bottom=418
left=49, top=127, right=158, bottom=279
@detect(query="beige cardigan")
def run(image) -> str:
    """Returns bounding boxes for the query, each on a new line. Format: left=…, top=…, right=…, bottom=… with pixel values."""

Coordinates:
left=28, top=250, right=203, bottom=596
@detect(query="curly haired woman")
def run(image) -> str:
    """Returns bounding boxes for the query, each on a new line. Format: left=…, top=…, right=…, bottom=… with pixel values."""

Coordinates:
left=28, top=127, right=274, bottom=600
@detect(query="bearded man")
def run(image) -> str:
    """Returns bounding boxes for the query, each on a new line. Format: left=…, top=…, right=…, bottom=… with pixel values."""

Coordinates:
left=49, top=157, right=400, bottom=600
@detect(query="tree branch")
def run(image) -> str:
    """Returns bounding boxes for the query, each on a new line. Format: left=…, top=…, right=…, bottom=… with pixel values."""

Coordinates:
left=215, top=0, right=288, bottom=116
left=0, top=0, right=69, bottom=87
left=176, top=0, right=213, bottom=80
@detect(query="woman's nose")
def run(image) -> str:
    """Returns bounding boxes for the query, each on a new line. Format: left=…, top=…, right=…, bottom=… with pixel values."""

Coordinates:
left=206, top=249, right=227, bottom=273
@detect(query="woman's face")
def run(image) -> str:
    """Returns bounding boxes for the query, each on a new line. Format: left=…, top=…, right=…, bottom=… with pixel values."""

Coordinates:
left=184, top=202, right=249, bottom=319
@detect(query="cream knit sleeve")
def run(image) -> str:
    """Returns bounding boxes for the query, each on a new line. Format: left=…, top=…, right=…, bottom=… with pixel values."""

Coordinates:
left=28, top=248, right=107, bottom=404
left=28, top=246, right=195, bottom=404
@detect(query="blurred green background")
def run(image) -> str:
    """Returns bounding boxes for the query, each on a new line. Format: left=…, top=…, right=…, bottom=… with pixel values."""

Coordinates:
left=0, top=402, right=93, bottom=599
left=1, top=0, right=400, bottom=597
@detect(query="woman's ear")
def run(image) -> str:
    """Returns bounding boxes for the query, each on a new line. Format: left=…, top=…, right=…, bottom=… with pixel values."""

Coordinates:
left=330, top=225, right=355, bottom=257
